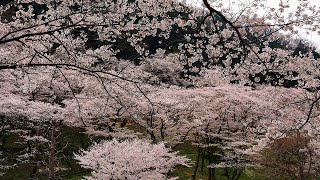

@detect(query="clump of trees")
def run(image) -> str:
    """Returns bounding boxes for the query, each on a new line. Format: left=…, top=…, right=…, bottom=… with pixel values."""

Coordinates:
left=0, top=0, right=320, bottom=179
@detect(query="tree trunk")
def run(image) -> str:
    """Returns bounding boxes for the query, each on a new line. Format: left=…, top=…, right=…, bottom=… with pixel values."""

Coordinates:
left=208, top=148, right=212, bottom=180
left=48, top=121, right=57, bottom=180
left=192, top=146, right=201, bottom=180
left=201, top=150, right=205, bottom=172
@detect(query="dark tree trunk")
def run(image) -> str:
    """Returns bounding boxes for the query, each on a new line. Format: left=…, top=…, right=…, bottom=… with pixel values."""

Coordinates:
left=192, top=146, right=201, bottom=180
left=48, top=120, right=58, bottom=180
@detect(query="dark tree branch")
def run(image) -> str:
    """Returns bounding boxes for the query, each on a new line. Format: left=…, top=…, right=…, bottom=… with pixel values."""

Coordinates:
left=0, top=63, right=137, bottom=83
left=298, top=95, right=320, bottom=130
left=0, top=12, right=82, bottom=42
left=202, top=0, right=247, bottom=56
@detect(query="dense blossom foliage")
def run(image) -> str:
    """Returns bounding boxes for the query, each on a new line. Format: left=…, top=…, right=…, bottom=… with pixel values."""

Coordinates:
left=0, top=0, right=320, bottom=179
left=74, top=139, right=189, bottom=180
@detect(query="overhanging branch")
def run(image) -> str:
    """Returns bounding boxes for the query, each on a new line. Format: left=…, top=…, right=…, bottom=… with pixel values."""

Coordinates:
left=0, top=63, right=137, bottom=83
left=202, top=0, right=247, bottom=56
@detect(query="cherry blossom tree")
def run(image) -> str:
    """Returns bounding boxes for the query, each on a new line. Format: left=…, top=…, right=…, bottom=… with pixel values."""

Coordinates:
left=74, top=138, right=189, bottom=180
left=137, top=80, right=320, bottom=179
left=0, top=0, right=320, bottom=179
